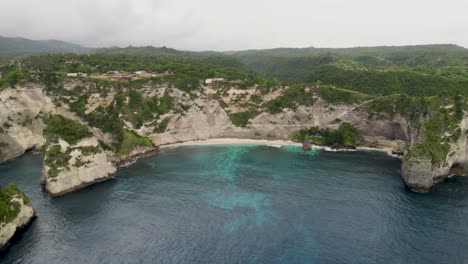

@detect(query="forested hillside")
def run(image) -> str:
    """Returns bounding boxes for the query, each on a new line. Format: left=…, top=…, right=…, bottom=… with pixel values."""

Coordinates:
left=0, top=36, right=90, bottom=57
left=232, top=45, right=468, bottom=96
left=1, top=39, right=466, bottom=96
left=91, top=44, right=468, bottom=96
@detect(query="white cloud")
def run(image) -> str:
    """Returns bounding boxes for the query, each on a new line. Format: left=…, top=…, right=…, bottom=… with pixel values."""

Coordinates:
left=0, top=0, right=466, bottom=50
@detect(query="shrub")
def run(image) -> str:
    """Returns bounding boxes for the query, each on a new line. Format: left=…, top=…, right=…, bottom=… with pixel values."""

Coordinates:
left=44, top=115, right=92, bottom=144
left=229, top=110, right=259, bottom=127
left=0, top=184, right=30, bottom=225
left=116, top=129, right=154, bottom=156
left=293, top=122, right=363, bottom=147
left=153, top=117, right=171, bottom=133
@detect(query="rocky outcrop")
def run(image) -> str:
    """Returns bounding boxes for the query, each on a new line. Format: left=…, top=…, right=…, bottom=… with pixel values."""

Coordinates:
left=402, top=116, right=468, bottom=192
left=41, top=138, right=117, bottom=196
left=0, top=187, right=35, bottom=252
left=0, top=86, right=53, bottom=163
left=302, top=136, right=312, bottom=151
left=114, top=145, right=158, bottom=166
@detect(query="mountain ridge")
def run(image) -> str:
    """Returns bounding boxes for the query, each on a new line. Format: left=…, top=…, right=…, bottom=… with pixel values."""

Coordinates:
left=0, top=36, right=91, bottom=56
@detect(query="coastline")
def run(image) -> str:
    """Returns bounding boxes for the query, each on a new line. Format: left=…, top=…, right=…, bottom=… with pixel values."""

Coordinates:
left=158, top=138, right=402, bottom=158
left=159, top=138, right=302, bottom=148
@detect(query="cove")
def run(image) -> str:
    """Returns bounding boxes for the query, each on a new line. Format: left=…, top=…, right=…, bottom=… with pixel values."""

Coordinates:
left=1, top=145, right=468, bottom=263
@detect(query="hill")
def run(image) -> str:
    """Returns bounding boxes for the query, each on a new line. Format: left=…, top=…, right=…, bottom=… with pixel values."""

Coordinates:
left=0, top=36, right=91, bottom=57
left=229, top=45, right=468, bottom=96
left=230, top=44, right=468, bottom=66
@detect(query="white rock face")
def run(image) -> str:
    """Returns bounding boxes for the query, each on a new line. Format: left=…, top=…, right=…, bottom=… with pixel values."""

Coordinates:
left=151, top=95, right=409, bottom=150
left=151, top=99, right=232, bottom=145
left=0, top=197, right=35, bottom=250
left=402, top=116, right=468, bottom=192
left=0, top=87, right=54, bottom=163
left=42, top=138, right=117, bottom=196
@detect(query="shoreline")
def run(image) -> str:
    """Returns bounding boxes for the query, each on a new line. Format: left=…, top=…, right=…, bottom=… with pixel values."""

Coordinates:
left=159, top=138, right=302, bottom=148
left=159, top=138, right=402, bottom=158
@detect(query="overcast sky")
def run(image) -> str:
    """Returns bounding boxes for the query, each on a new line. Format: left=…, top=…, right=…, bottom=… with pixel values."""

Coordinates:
left=0, top=0, right=467, bottom=51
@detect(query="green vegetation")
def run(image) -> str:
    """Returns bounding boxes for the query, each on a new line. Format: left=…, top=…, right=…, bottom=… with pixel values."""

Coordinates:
left=16, top=53, right=259, bottom=91
left=0, top=184, right=30, bottom=225
left=117, top=89, right=158, bottom=128
left=235, top=45, right=468, bottom=97
left=294, top=122, right=364, bottom=148
left=229, top=110, right=259, bottom=127
left=264, top=85, right=314, bottom=114
left=44, top=115, right=92, bottom=144
left=44, top=143, right=103, bottom=178
left=316, top=86, right=372, bottom=104
left=67, top=95, right=155, bottom=155
left=116, top=129, right=155, bottom=156
left=362, top=94, right=447, bottom=121
left=0, top=67, right=24, bottom=88
left=0, top=36, right=90, bottom=57
left=74, top=157, right=91, bottom=168
left=364, top=94, right=466, bottom=164
left=2, top=43, right=467, bottom=97
left=153, top=117, right=171, bottom=133
left=157, top=90, right=174, bottom=115
left=0, top=45, right=465, bottom=165
left=44, top=145, right=71, bottom=178
left=406, top=99, right=466, bottom=164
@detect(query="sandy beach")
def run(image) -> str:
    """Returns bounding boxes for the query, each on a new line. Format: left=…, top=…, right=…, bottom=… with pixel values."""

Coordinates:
left=159, top=138, right=401, bottom=158
left=160, top=138, right=302, bottom=148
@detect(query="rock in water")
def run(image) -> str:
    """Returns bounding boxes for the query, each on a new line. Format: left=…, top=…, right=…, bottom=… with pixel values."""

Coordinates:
left=41, top=138, right=117, bottom=197
left=0, top=184, right=35, bottom=252
left=302, top=136, right=312, bottom=151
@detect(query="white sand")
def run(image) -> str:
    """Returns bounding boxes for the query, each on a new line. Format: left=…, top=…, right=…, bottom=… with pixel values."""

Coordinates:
left=160, top=138, right=301, bottom=148
left=159, top=138, right=401, bottom=158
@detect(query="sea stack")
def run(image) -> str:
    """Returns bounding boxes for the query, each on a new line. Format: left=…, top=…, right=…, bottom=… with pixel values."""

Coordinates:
left=0, top=184, right=35, bottom=252
left=302, top=135, right=312, bottom=151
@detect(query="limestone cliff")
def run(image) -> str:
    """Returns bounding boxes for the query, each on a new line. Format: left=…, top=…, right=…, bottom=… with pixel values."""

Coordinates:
left=402, top=116, right=468, bottom=192
left=0, top=83, right=466, bottom=194
left=41, top=138, right=116, bottom=196
left=147, top=86, right=466, bottom=192
left=0, top=185, right=35, bottom=252
left=0, top=86, right=54, bottom=163
left=151, top=88, right=407, bottom=152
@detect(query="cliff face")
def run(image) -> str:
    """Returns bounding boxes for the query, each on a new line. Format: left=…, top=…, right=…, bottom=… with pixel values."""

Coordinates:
left=151, top=99, right=231, bottom=145
left=402, top=116, right=468, bottom=192
left=0, top=84, right=466, bottom=194
left=151, top=91, right=407, bottom=153
left=0, top=86, right=54, bottom=163
left=0, top=185, right=35, bottom=251
left=149, top=87, right=466, bottom=192
left=41, top=138, right=117, bottom=196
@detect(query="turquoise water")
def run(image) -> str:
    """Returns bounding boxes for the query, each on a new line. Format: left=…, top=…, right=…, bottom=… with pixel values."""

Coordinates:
left=1, top=145, right=468, bottom=263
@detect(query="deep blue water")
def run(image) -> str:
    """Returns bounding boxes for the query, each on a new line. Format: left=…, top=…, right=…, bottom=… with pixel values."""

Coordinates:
left=1, top=145, right=468, bottom=264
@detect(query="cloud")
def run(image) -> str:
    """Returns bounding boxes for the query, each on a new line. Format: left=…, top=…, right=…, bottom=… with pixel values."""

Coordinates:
left=0, top=0, right=467, bottom=50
